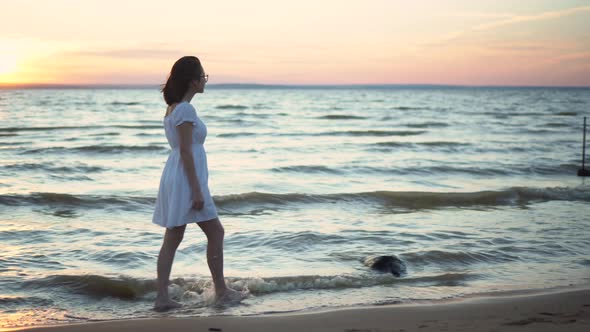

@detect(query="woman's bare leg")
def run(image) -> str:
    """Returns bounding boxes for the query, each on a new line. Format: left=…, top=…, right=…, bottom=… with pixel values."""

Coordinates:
left=155, top=224, right=186, bottom=311
left=197, top=218, right=228, bottom=295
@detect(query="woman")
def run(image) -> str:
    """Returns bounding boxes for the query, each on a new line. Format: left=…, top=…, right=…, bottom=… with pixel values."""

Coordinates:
left=152, top=56, right=241, bottom=312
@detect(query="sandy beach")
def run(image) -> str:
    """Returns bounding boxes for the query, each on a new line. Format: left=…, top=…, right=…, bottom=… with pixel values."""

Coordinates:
left=7, top=287, right=588, bottom=332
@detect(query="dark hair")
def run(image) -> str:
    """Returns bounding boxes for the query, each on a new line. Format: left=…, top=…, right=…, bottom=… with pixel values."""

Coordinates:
left=161, top=56, right=203, bottom=106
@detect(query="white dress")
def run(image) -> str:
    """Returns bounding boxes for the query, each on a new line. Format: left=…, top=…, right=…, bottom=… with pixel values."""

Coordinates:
left=152, top=101, right=218, bottom=228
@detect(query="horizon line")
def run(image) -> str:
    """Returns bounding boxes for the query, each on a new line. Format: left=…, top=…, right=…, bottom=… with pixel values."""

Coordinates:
left=1, top=82, right=589, bottom=89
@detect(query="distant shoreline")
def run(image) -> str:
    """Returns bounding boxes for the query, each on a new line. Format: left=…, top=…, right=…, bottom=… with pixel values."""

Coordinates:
left=1, top=83, right=590, bottom=90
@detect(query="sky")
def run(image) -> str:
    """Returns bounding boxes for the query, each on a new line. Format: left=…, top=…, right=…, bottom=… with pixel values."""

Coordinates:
left=0, top=0, right=589, bottom=86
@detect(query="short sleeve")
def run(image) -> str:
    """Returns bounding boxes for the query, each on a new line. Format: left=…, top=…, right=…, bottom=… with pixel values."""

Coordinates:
left=174, top=103, right=198, bottom=127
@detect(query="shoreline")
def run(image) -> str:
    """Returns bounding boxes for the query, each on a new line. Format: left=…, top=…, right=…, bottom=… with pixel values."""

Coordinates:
left=7, top=285, right=590, bottom=332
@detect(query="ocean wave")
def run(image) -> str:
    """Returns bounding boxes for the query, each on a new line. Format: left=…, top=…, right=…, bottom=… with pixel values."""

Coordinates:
left=0, top=192, right=154, bottom=208
left=135, top=133, right=159, bottom=137
left=21, top=145, right=167, bottom=154
left=0, top=125, right=161, bottom=133
left=0, top=229, right=53, bottom=243
left=215, top=186, right=590, bottom=210
left=233, top=111, right=271, bottom=118
left=275, top=130, right=426, bottom=137
left=226, top=231, right=349, bottom=250
left=87, top=250, right=155, bottom=268
left=48, top=174, right=93, bottom=182
left=390, top=106, right=427, bottom=110
left=112, top=125, right=162, bottom=129
left=2, top=162, right=105, bottom=173
left=0, top=126, right=92, bottom=133
left=90, top=132, right=121, bottom=136
left=0, top=296, right=54, bottom=307
left=556, top=111, right=577, bottom=116
left=313, top=130, right=427, bottom=137
left=223, top=130, right=426, bottom=137
left=313, top=162, right=578, bottom=176
left=22, top=275, right=155, bottom=299
left=234, top=275, right=395, bottom=294
left=543, top=122, right=571, bottom=128
left=1, top=186, right=588, bottom=211
left=110, top=101, right=141, bottom=106
left=566, top=99, right=586, bottom=104
left=217, top=132, right=258, bottom=138
left=478, top=111, right=547, bottom=118
left=401, top=250, right=520, bottom=267
left=523, top=129, right=561, bottom=134
left=0, top=141, right=31, bottom=146
left=271, top=165, right=342, bottom=174
left=20, top=272, right=478, bottom=299
left=216, top=104, right=248, bottom=110
left=373, top=141, right=470, bottom=149
left=397, top=165, right=516, bottom=176
left=316, top=115, right=367, bottom=120
left=0, top=255, right=65, bottom=270
left=404, top=122, right=449, bottom=128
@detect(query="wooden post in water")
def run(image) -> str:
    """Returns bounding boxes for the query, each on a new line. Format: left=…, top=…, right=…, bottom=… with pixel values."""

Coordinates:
left=579, top=116, right=590, bottom=177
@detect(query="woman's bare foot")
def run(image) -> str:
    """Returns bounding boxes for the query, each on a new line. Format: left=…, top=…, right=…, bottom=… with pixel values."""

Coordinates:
left=153, top=298, right=182, bottom=312
left=215, top=288, right=246, bottom=304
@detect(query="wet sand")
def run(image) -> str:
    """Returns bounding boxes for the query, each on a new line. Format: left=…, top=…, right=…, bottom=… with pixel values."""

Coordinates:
left=10, top=287, right=590, bottom=332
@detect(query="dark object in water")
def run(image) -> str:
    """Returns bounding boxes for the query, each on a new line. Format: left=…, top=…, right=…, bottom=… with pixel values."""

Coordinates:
left=364, top=255, right=407, bottom=277
left=579, top=116, right=589, bottom=177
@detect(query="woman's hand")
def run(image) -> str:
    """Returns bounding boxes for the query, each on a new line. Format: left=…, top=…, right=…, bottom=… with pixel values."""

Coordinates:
left=191, top=189, right=205, bottom=210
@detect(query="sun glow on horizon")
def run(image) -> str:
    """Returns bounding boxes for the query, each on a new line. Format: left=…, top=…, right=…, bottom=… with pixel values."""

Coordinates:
left=0, top=54, right=19, bottom=83
left=0, top=1, right=589, bottom=86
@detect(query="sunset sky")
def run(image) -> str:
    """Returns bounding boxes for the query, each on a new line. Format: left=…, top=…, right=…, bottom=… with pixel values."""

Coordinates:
left=0, top=0, right=589, bottom=86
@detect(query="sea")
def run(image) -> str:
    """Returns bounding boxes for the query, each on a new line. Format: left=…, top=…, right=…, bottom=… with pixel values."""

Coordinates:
left=0, top=85, right=589, bottom=328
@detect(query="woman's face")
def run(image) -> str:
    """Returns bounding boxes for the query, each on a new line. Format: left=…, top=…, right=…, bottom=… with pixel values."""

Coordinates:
left=193, top=66, right=207, bottom=94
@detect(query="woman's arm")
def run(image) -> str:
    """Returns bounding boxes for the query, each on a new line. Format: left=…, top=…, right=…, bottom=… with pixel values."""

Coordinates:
left=177, top=123, right=203, bottom=204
